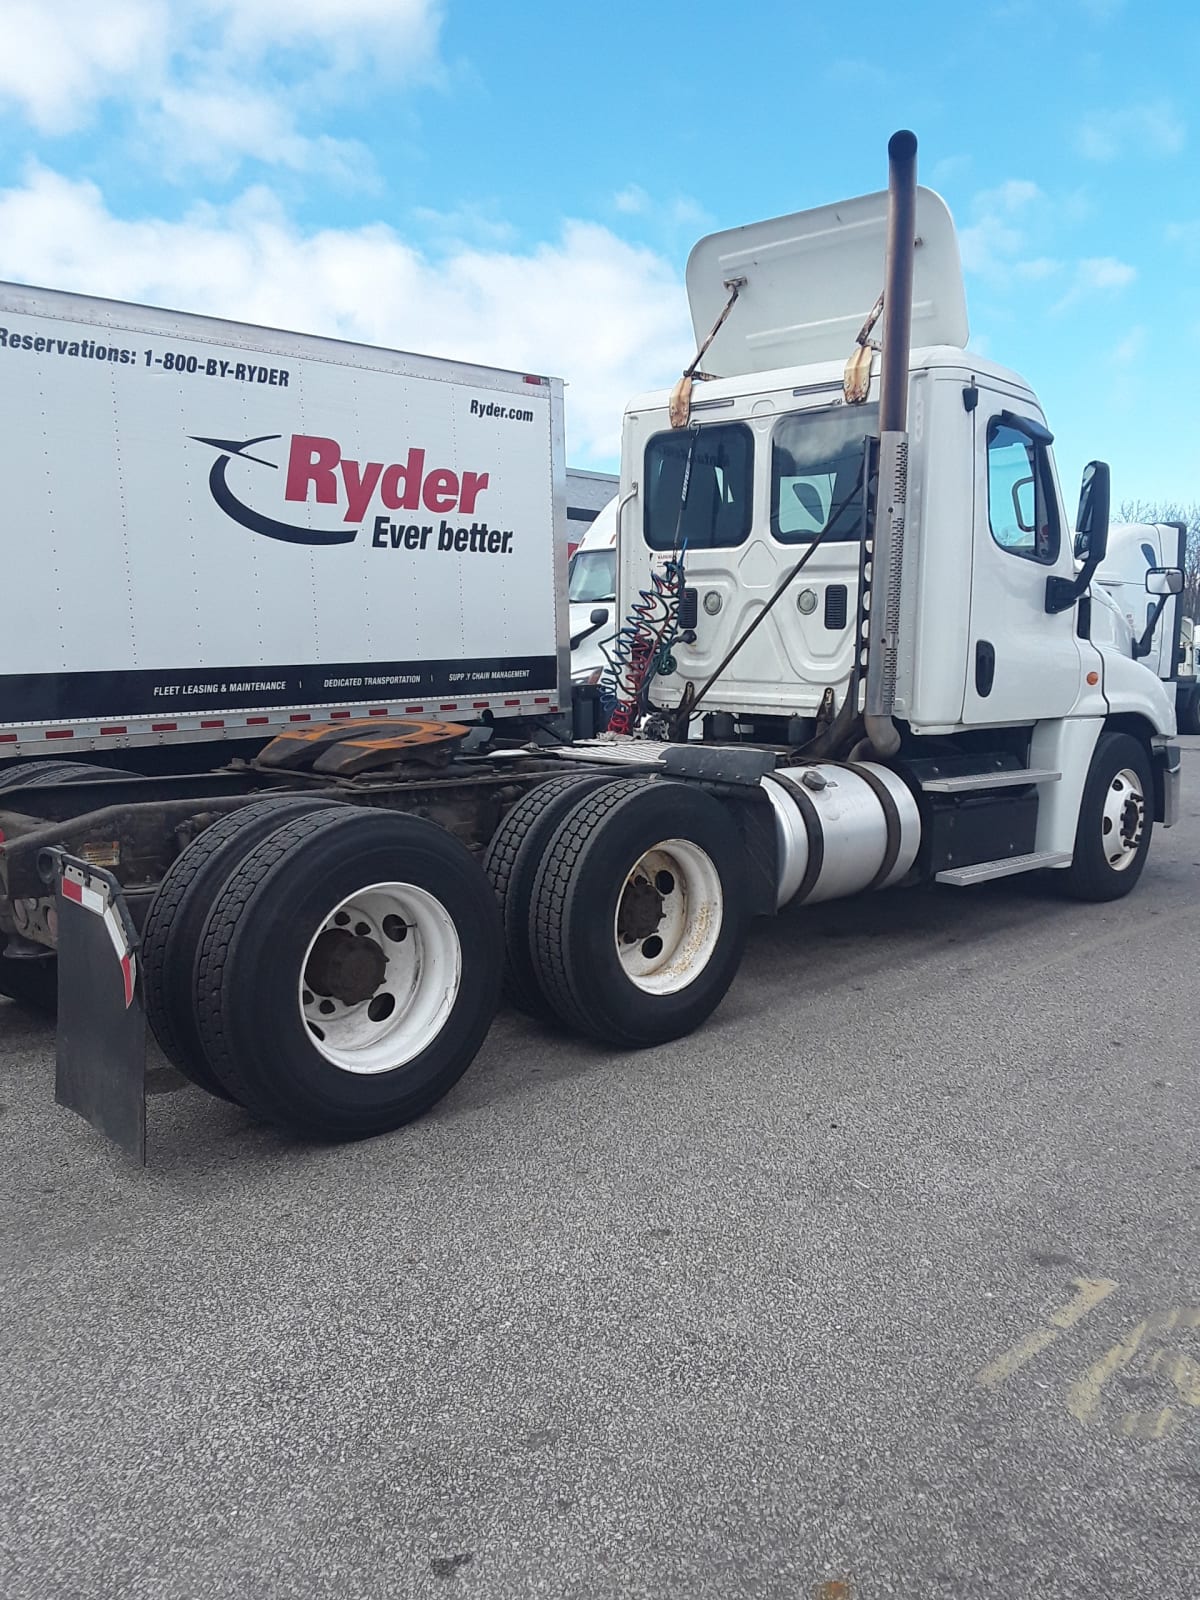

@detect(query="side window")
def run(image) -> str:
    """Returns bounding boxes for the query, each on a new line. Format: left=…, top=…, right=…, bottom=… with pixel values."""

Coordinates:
left=643, top=423, right=753, bottom=551
left=771, top=404, right=877, bottom=543
left=986, top=418, right=1060, bottom=565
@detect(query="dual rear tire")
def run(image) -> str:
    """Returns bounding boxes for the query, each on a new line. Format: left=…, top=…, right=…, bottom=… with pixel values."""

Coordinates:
left=145, top=772, right=749, bottom=1138
left=143, top=803, right=503, bottom=1138
left=486, top=774, right=750, bottom=1047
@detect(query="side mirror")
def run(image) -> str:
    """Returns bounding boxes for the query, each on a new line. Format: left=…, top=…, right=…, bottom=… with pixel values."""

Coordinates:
left=589, top=607, right=610, bottom=626
left=1075, top=460, right=1110, bottom=564
left=1146, top=567, right=1183, bottom=596
left=1046, top=459, right=1112, bottom=614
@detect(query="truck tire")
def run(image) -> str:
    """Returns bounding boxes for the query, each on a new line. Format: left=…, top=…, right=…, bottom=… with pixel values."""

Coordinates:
left=0, top=953, right=57, bottom=1015
left=193, top=807, right=503, bottom=1139
left=528, top=777, right=749, bottom=1047
left=0, top=758, right=134, bottom=794
left=142, top=794, right=346, bottom=1099
left=482, top=772, right=615, bottom=1015
left=1179, top=688, right=1200, bottom=737
left=1060, top=731, right=1154, bottom=902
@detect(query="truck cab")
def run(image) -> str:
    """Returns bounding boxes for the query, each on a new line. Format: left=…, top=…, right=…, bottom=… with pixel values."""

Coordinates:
left=567, top=496, right=617, bottom=686
left=611, top=181, right=1177, bottom=874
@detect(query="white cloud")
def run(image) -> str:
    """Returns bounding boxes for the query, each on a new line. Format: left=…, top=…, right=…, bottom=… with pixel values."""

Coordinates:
left=211, top=0, right=442, bottom=55
left=1075, top=99, right=1186, bottom=161
left=1075, top=256, right=1137, bottom=290
left=981, top=179, right=1044, bottom=213
left=958, top=180, right=1047, bottom=281
left=0, top=0, right=443, bottom=176
left=930, top=154, right=971, bottom=188
left=0, top=1, right=168, bottom=134
left=144, top=82, right=373, bottom=182
left=1013, top=257, right=1062, bottom=281
left=1109, top=325, right=1146, bottom=365
left=667, top=196, right=710, bottom=230
left=410, top=203, right=518, bottom=249
left=0, top=165, right=692, bottom=466
left=1052, top=255, right=1137, bottom=312
left=1165, top=219, right=1200, bottom=254
left=612, top=187, right=711, bottom=236
left=614, top=186, right=650, bottom=215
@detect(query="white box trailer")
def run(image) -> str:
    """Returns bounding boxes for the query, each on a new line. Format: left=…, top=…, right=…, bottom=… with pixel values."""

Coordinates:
left=0, top=284, right=569, bottom=753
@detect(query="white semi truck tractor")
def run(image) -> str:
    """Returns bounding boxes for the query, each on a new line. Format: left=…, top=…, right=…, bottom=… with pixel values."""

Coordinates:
left=1094, top=520, right=1198, bottom=733
left=0, top=132, right=1181, bottom=1159
left=566, top=496, right=618, bottom=690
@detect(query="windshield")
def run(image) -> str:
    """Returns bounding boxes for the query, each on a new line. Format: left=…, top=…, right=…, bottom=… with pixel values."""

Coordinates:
left=568, top=549, right=616, bottom=603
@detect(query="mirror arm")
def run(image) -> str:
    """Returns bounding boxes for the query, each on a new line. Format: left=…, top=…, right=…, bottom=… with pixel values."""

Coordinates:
left=1046, top=553, right=1101, bottom=615
left=569, top=618, right=611, bottom=651
left=1134, top=594, right=1170, bottom=660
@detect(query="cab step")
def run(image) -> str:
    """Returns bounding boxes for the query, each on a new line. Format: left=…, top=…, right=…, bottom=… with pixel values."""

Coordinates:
left=920, top=767, right=1061, bottom=793
left=936, top=850, right=1072, bottom=886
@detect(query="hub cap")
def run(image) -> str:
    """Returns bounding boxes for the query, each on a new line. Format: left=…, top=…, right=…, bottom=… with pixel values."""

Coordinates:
left=614, top=838, right=723, bottom=995
left=299, top=882, right=461, bottom=1074
left=1102, top=767, right=1146, bottom=871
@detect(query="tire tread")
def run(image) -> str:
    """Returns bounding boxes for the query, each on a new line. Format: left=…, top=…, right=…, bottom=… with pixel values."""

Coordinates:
left=142, top=794, right=340, bottom=1094
left=482, top=773, right=611, bottom=1013
left=529, top=778, right=651, bottom=1032
left=192, top=806, right=355, bottom=1116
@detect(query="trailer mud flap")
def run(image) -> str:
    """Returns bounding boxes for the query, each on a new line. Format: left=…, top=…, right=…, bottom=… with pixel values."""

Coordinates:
left=43, top=849, right=146, bottom=1163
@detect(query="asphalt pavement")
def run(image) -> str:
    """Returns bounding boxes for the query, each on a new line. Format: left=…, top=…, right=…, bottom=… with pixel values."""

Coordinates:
left=3, top=745, right=1199, bottom=1599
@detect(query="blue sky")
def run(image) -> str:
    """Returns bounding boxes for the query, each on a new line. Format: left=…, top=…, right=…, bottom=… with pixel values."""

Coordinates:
left=0, top=0, right=1196, bottom=507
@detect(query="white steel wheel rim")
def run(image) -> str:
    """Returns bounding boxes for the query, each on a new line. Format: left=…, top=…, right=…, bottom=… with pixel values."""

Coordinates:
left=1102, top=767, right=1146, bottom=871
left=614, top=837, right=723, bottom=995
left=298, top=882, right=462, bottom=1075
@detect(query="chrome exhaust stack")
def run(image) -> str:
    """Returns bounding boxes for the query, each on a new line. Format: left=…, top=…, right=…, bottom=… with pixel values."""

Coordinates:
left=863, top=129, right=918, bottom=761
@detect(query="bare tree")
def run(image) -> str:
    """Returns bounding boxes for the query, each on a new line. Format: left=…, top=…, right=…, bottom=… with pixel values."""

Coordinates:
left=1117, top=499, right=1200, bottom=620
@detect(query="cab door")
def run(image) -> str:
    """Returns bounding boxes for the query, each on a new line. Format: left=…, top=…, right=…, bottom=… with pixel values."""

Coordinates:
left=961, top=398, right=1085, bottom=724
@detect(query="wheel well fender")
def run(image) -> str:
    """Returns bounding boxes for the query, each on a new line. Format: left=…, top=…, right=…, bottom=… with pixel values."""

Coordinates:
left=1103, top=712, right=1169, bottom=822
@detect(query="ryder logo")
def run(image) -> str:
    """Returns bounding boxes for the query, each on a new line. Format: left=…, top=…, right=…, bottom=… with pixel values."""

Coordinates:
left=192, top=433, right=492, bottom=548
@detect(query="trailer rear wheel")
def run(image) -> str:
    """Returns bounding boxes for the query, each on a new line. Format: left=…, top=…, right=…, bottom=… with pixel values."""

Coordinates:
left=1060, top=731, right=1153, bottom=901
left=528, top=778, right=749, bottom=1046
left=0, top=759, right=137, bottom=1017
left=193, top=808, right=502, bottom=1138
left=0, top=953, right=58, bottom=1015
left=482, top=772, right=615, bottom=1015
left=142, top=794, right=346, bottom=1099
left=0, top=758, right=134, bottom=794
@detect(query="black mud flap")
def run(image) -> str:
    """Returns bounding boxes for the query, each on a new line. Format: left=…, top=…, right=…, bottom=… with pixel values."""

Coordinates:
left=43, top=849, right=146, bottom=1163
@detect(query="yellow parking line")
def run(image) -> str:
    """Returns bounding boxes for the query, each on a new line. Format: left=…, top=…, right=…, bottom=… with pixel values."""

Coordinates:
left=1066, top=1316, right=1147, bottom=1422
left=975, top=1278, right=1118, bottom=1390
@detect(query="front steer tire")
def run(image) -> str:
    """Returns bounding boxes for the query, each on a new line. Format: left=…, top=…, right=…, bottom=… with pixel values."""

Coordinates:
left=528, top=777, right=749, bottom=1047
left=193, top=807, right=503, bottom=1140
left=1060, top=730, right=1154, bottom=902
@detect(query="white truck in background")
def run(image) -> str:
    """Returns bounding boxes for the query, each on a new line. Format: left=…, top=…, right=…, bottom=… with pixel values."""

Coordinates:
left=0, top=132, right=1182, bottom=1162
left=1095, top=520, right=1199, bottom=733
left=567, top=496, right=618, bottom=688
